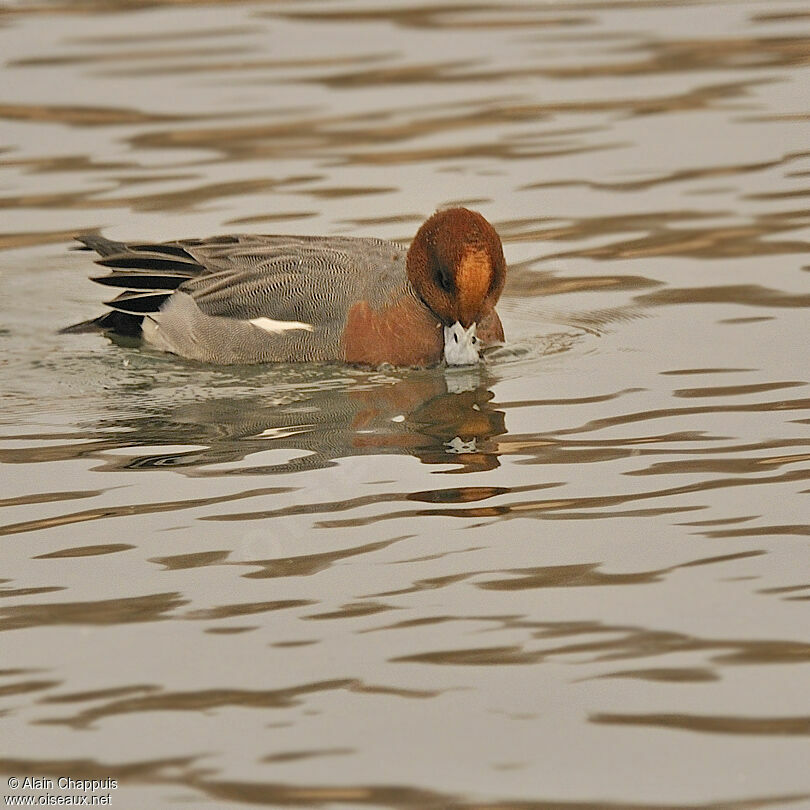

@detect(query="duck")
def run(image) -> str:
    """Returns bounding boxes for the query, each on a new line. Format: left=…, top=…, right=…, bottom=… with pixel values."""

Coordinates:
left=64, top=207, right=506, bottom=367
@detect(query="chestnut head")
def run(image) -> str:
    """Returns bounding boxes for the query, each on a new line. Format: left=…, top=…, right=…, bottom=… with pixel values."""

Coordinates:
left=406, top=207, right=506, bottom=330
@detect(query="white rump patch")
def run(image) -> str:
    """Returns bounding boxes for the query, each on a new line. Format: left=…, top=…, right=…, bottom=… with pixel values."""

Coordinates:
left=249, top=317, right=314, bottom=333
left=443, top=321, right=480, bottom=366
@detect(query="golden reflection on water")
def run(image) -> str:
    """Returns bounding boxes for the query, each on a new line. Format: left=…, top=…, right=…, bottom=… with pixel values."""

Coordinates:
left=2, top=0, right=810, bottom=807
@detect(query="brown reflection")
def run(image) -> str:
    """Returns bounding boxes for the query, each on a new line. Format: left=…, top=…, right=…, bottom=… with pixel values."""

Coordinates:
left=37, top=680, right=352, bottom=729
left=409, top=485, right=510, bottom=503
left=626, top=455, right=810, bottom=477
left=394, top=646, right=542, bottom=666
left=0, top=229, right=92, bottom=251
left=1, top=371, right=506, bottom=483
left=208, top=485, right=546, bottom=524
left=0, top=756, right=200, bottom=795
left=10, top=44, right=252, bottom=69
left=0, top=592, right=186, bottom=632
left=681, top=515, right=759, bottom=527
left=661, top=368, right=754, bottom=375
left=127, top=108, right=621, bottom=166
left=102, top=53, right=395, bottom=81
left=275, top=5, right=588, bottom=32
left=349, top=683, right=440, bottom=700
left=0, top=174, right=314, bottom=214
left=592, top=712, right=810, bottom=736
left=184, top=600, right=314, bottom=620
left=551, top=396, right=810, bottom=436
left=538, top=35, right=810, bottom=78
left=523, top=150, right=809, bottom=194
left=313, top=465, right=808, bottom=528
left=125, top=79, right=757, bottom=166
left=0, top=679, right=60, bottom=697
left=34, top=544, right=133, bottom=558
left=271, top=640, right=318, bottom=648
left=591, top=667, right=719, bottom=683
left=0, top=102, right=185, bottom=127
left=238, top=538, right=404, bottom=580
left=0, top=486, right=294, bottom=538
left=753, top=11, right=810, bottom=23
left=205, top=626, right=256, bottom=634
left=476, top=552, right=764, bottom=592
left=720, top=316, right=775, bottom=325
left=265, top=30, right=810, bottom=88
left=673, top=382, right=806, bottom=398
left=541, top=626, right=810, bottom=668
left=366, top=575, right=481, bottom=602
left=541, top=211, right=810, bottom=262
left=303, top=185, right=396, bottom=199
left=302, top=601, right=395, bottom=621
left=382, top=612, right=810, bottom=675
left=636, top=284, right=810, bottom=308
left=339, top=213, right=425, bottom=228
left=0, top=753, right=803, bottom=809
left=38, top=678, right=440, bottom=730
left=390, top=545, right=484, bottom=565
left=0, top=154, right=135, bottom=174
left=0, top=586, right=64, bottom=599
left=748, top=187, right=810, bottom=201
left=759, top=583, right=810, bottom=596
left=496, top=388, right=647, bottom=409
left=477, top=563, right=669, bottom=591
left=699, top=524, right=810, bottom=539
left=363, top=615, right=504, bottom=634
left=503, top=266, right=659, bottom=300
left=149, top=550, right=230, bottom=570
left=262, top=748, right=353, bottom=764
left=44, top=685, right=158, bottom=704
left=67, top=25, right=255, bottom=46
left=225, top=210, right=318, bottom=226
left=155, top=781, right=810, bottom=810
left=0, top=669, right=43, bottom=677
left=0, top=491, right=104, bottom=508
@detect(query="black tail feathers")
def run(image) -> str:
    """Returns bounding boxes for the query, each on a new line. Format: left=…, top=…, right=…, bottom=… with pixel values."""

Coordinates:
left=64, top=234, right=203, bottom=336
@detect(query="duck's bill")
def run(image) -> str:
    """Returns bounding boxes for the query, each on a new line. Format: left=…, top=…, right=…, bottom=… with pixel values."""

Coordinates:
left=443, top=321, right=480, bottom=366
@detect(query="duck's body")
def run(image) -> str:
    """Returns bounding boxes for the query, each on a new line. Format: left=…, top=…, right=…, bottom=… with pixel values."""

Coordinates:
left=66, top=208, right=506, bottom=367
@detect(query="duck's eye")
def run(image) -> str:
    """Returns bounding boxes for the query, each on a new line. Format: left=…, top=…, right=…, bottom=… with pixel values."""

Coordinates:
left=453, top=333, right=459, bottom=343
left=435, top=262, right=453, bottom=293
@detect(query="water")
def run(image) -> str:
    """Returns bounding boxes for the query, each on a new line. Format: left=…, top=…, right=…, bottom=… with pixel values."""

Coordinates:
left=1, top=1, right=809, bottom=807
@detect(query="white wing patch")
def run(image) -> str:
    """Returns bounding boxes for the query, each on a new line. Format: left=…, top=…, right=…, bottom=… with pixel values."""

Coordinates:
left=249, top=317, right=314, bottom=333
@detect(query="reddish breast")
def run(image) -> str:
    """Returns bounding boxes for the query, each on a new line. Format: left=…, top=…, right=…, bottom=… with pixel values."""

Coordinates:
left=342, top=294, right=444, bottom=367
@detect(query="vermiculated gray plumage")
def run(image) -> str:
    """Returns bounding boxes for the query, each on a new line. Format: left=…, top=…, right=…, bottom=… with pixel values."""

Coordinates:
left=65, top=232, right=415, bottom=364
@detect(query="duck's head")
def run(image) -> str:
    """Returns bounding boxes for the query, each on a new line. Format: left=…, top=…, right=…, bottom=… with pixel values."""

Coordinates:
left=407, top=207, right=506, bottom=366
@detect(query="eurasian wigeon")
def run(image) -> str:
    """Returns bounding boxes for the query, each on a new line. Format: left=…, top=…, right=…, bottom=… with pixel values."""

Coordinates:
left=65, top=207, right=506, bottom=367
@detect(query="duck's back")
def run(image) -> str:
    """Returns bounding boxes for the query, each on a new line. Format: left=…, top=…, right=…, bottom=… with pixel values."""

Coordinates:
left=181, top=234, right=407, bottom=321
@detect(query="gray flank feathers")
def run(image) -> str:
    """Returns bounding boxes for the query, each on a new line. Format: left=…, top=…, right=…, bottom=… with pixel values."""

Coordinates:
left=66, top=232, right=412, bottom=364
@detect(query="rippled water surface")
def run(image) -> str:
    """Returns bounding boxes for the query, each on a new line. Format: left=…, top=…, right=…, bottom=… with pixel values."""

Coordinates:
left=2, top=1, right=810, bottom=807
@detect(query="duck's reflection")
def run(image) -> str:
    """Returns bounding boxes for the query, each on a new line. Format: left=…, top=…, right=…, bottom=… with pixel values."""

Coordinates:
left=39, top=368, right=506, bottom=475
